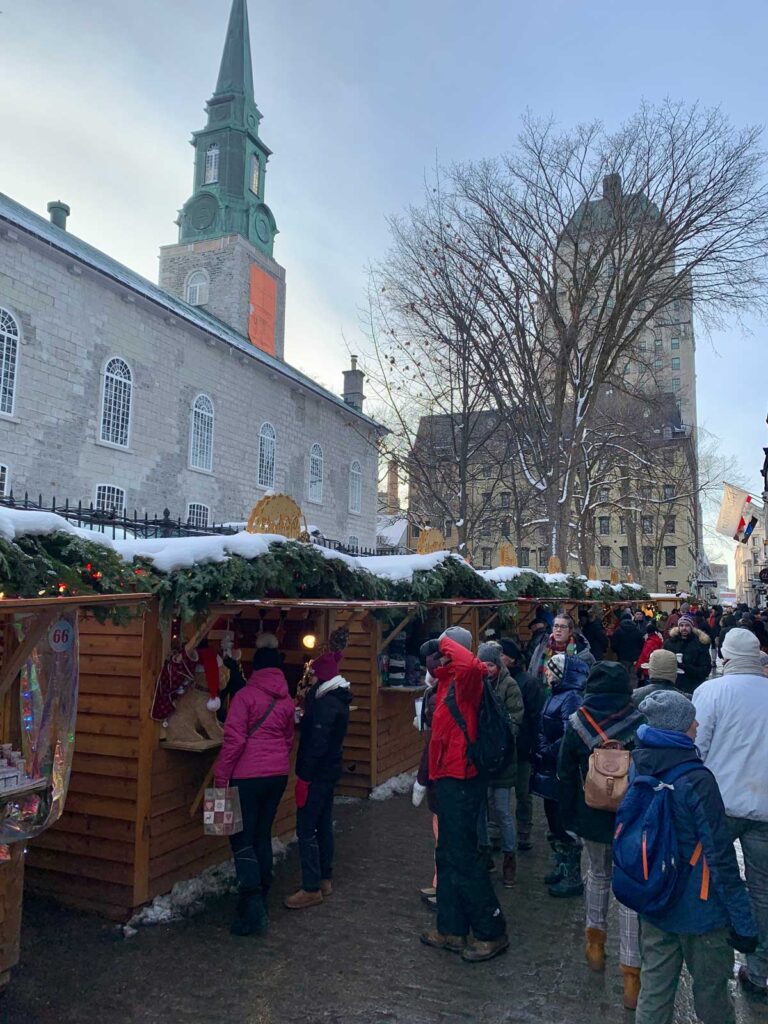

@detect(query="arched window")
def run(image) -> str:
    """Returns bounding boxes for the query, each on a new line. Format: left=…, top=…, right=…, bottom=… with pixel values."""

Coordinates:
left=204, top=143, right=220, bottom=184
left=187, top=503, right=210, bottom=529
left=0, top=307, right=20, bottom=417
left=100, top=357, right=132, bottom=447
left=189, top=394, right=214, bottom=471
left=349, top=460, right=362, bottom=514
left=185, top=270, right=209, bottom=306
left=258, top=422, right=276, bottom=489
left=348, top=535, right=360, bottom=553
left=308, top=443, right=323, bottom=503
left=95, top=484, right=125, bottom=516
left=0, top=464, right=8, bottom=497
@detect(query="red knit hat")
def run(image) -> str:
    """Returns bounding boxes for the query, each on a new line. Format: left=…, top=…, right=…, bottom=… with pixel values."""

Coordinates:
left=311, top=650, right=343, bottom=683
left=197, top=647, right=222, bottom=711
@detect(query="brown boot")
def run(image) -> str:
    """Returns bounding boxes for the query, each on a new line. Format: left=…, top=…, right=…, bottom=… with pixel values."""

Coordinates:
left=620, top=965, right=641, bottom=1009
left=283, top=889, right=323, bottom=910
left=502, top=853, right=517, bottom=888
left=585, top=927, right=607, bottom=972
left=461, top=934, right=510, bottom=962
left=320, top=879, right=333, bottom=897
left=420, top=929, right=466, bottom=953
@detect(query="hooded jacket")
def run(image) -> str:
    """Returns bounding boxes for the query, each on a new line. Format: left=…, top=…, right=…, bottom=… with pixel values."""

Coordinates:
left=635, top=630, right=663, bottom=677
left=580, top=618, right=609, bottom=660
left=557, top=663, right=644, bottom=844
left=512, top=666, right=546, bottom=763
left=631, top=730, right=756, bottom=937
left=487, top=664, right=524, bottom=788
left=663, top=627, right=712, bottom=693
left=295, top=675, right=353, bottom=784
left=531, top=656, right=589, bottom=801
left=610, top=618, right=644, bottom=663
left=693, top=669, right=768, bottom=821
left=213, top=667, right=295, bottom=786
left=428, top=636, right=483, bottom=781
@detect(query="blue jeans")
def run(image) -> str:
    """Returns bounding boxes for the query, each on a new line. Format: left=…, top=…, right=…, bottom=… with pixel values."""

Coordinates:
left=297, top=780, right=335, bottom=893
left=728, top=816, right=768, bottom=987
left=477, top=786, right=517, bottom=854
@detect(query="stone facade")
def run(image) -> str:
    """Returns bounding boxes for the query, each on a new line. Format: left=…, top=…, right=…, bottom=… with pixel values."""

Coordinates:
left=0, top=201, right=379, bottom=546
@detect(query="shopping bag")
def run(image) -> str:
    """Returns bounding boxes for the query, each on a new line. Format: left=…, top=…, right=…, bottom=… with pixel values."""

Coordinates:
left=202, top=786, right=243, bottom=836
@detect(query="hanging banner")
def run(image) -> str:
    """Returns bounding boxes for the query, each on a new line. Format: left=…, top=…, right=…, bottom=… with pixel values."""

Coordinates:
left=715, top=483, right=754, bottom=540
left=0, top=610, right=79, bottom=844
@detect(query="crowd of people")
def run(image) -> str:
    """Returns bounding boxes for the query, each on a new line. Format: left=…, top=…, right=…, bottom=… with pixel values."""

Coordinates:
left=205, top=599, right=768, bottom=1022
left=415, top=601, right=768, bottom=1022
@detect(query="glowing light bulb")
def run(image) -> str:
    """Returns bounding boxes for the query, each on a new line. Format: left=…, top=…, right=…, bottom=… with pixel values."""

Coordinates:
left=302, top=634, right=317, bottom=650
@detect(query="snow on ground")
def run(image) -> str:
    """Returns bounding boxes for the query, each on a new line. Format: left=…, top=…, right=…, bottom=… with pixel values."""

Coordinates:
left=369, top=771, right=416, bottom=802
left=124, top=836, right=296, bottom=935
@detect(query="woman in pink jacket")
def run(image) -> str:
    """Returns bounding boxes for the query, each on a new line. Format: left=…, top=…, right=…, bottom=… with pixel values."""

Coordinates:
left=213, top=635, right=294, bottom=936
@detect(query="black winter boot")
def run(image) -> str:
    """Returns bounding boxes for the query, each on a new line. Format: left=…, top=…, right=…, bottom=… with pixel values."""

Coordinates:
left=543, top=840, right=565, bottom=886
left=548, top=844, right=584, bottom=898
left=230, top=887, right=268, bottom=936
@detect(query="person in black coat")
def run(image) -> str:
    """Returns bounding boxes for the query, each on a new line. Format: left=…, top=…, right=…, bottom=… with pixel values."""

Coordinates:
left=499, top=638, right=545, bottom=851
left=611, top=612, right=644, bottom=682
left=285, top=650, right=352, bottom=910
left=579, top=610, right=608, bottom=661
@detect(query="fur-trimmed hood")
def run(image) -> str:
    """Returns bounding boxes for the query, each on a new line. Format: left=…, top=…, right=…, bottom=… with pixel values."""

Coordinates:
left=668, top=626, right=710, bottom=645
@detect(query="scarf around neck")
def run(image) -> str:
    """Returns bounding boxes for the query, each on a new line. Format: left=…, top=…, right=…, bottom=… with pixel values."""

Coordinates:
left=723, top=655, right=765, bottom=677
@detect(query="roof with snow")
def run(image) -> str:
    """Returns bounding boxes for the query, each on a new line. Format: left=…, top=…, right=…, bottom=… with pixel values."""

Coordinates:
left=0, top=192, right=381, bottom=431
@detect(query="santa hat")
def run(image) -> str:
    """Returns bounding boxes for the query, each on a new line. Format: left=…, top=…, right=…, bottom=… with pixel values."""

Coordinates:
left=196, top=647, right=222, bottom=711
left=311, top=650, right=343, bottom=683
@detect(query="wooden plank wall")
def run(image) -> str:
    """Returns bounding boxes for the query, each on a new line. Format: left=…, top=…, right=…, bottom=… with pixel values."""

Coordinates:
left=26, top=606, right=149, bottom=921
left=375, top=691, right=422, bottom=785
left=333, top=609, right=376, bottom=797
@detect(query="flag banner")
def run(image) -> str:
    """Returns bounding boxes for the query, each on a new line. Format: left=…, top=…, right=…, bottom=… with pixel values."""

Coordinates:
left=715, top=483, right=751, bottom=539
left=735, top=499, right=758, bottom=544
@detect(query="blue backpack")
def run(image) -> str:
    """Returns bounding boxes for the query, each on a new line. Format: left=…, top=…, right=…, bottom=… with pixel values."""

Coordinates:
left=612, top=761, right=701, bottom=915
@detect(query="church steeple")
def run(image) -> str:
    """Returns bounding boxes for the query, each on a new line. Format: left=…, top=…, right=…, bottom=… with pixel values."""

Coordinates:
left=176, top=0, right=278, bottom=256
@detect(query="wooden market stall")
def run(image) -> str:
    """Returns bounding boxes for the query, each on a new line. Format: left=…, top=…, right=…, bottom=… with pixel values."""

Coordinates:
left=0, top=592, right=150, bottom=987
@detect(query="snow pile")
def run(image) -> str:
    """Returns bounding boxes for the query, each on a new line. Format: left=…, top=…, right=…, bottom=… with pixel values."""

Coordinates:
left=478, top=566, right=533, bottom=584
left=357, top=550, right=453, bottom=582
left=112, top=531, right=284, bottom=574
left=369, top=770, right=416, bottom=801
left=0, top=507, right=117, bottom=548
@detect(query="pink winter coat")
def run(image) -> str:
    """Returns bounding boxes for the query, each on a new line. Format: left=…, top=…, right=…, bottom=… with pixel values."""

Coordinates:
left=213, top=667, right=295, bottom=786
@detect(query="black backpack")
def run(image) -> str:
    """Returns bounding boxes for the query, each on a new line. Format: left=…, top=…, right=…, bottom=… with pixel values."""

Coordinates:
left=444, top=678, right=515, bottom=777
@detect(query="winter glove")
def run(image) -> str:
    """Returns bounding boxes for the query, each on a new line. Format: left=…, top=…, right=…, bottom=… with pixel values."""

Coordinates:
left=295, top=777, right=310, bottom=809
left=728, top=930, right=759, bottom=955
left=412, top=782, right=427, bottom=808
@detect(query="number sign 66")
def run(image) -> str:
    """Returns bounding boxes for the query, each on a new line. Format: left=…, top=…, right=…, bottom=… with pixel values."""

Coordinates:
left=49, top=619, right=74, bottom=653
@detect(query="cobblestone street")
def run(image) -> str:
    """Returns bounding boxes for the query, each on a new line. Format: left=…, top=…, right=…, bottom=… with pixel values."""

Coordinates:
left=2, top=792, right=765, bottom=1024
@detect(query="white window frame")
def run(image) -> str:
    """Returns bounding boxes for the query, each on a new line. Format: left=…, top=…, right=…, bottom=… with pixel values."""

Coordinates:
left=0, top=463, right=8, bottom=497
left=671, top=337, right=680, bottom=350
left=672, top=377, right=681, bottom=391
left=185, top=270, right=210, bottom=307
left=258, top=421, right=276, bottom=489
left=187, top=502, right=210, bottom=529
left=671, top=356, right=681, bottom=370
left=100, top=357, right=132, bottom=448
left=189, top=393, right=214, bottom=472
left=204, top=143, right=220, bottom=184
left=0, top=307, right=20, bottom=418
left=308, top=443, right=324, bottom=504
left=349, top=459, right=362, bottom=514
left=94, top=484, right=126, bottom=516
left=347, top=535, right=360, bottom=552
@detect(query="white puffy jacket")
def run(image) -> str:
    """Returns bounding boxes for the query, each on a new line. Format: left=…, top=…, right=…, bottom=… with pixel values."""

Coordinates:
left=693, top=672, right=768, bottom=821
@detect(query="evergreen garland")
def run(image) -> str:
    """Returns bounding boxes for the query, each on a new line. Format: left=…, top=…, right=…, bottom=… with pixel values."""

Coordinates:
left=0, top=531, right=650, bottom=620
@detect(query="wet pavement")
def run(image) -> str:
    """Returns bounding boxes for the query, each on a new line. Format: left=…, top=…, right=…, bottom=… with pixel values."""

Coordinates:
left=2, top=792, right=767, bottom=1024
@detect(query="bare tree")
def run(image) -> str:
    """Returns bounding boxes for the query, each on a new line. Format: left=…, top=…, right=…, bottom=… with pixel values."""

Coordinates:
left=371, top=103, right=768, bottom=564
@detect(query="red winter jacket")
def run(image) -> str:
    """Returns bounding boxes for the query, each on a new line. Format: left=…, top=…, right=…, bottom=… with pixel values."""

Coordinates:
left=635, top=631, right=663, bottom=677
left=213, top=667, right=295, bottom=786
left=428, top=636, right=483, bottom=781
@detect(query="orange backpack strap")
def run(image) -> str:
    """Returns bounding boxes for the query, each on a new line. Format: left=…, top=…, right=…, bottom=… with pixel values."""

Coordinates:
left=579, top=707, right=610, bottom=743
left=689, top=841, right=710, bottom=900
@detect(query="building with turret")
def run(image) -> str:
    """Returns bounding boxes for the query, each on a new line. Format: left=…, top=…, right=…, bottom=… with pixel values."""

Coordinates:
left=0, top=0, right=380, bottom=545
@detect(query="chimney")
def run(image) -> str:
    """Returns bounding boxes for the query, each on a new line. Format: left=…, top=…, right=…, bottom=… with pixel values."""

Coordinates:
left=602, top=174, right=622, bottom=204
left=386, top=460, right=399, bottom=514
left=47, top=201, right=70, bottom=231
left=342, top=355, right=365, bottom=412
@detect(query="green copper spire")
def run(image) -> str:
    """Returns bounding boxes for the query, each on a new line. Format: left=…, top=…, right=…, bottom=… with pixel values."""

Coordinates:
left=215, top=0, right=255, bottom=101
left=176, top=0, right=277, bottom=256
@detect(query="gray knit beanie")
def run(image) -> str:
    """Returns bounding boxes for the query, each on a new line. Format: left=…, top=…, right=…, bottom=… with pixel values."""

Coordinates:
left=439, top=625, right=473, bottom=651
left=477, top=641, right=503, bottom=666
left=638, top=690, right=696, bottom=733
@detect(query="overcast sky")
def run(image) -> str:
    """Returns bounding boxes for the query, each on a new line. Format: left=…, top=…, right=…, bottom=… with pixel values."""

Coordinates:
left=2, top=0, right=767, bottom=576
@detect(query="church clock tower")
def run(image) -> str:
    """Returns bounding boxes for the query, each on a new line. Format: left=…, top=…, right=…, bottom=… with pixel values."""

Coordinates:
left=159, top=0, right=285, bottom=358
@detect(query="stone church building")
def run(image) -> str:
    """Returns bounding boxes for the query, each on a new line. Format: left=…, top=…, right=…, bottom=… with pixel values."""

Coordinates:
left=0, top=0, right=380, bottom=547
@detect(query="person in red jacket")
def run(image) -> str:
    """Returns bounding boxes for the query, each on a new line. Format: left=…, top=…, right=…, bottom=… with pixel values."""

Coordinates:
left=635, top=622, right=664, bottom=684
left=420, top=627, right=509, bottom=963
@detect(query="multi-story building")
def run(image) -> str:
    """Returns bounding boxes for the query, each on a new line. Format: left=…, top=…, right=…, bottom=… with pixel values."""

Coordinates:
left=735, top=522, right=767, bottom=605
left=0, top=0, right=381, bottom=545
